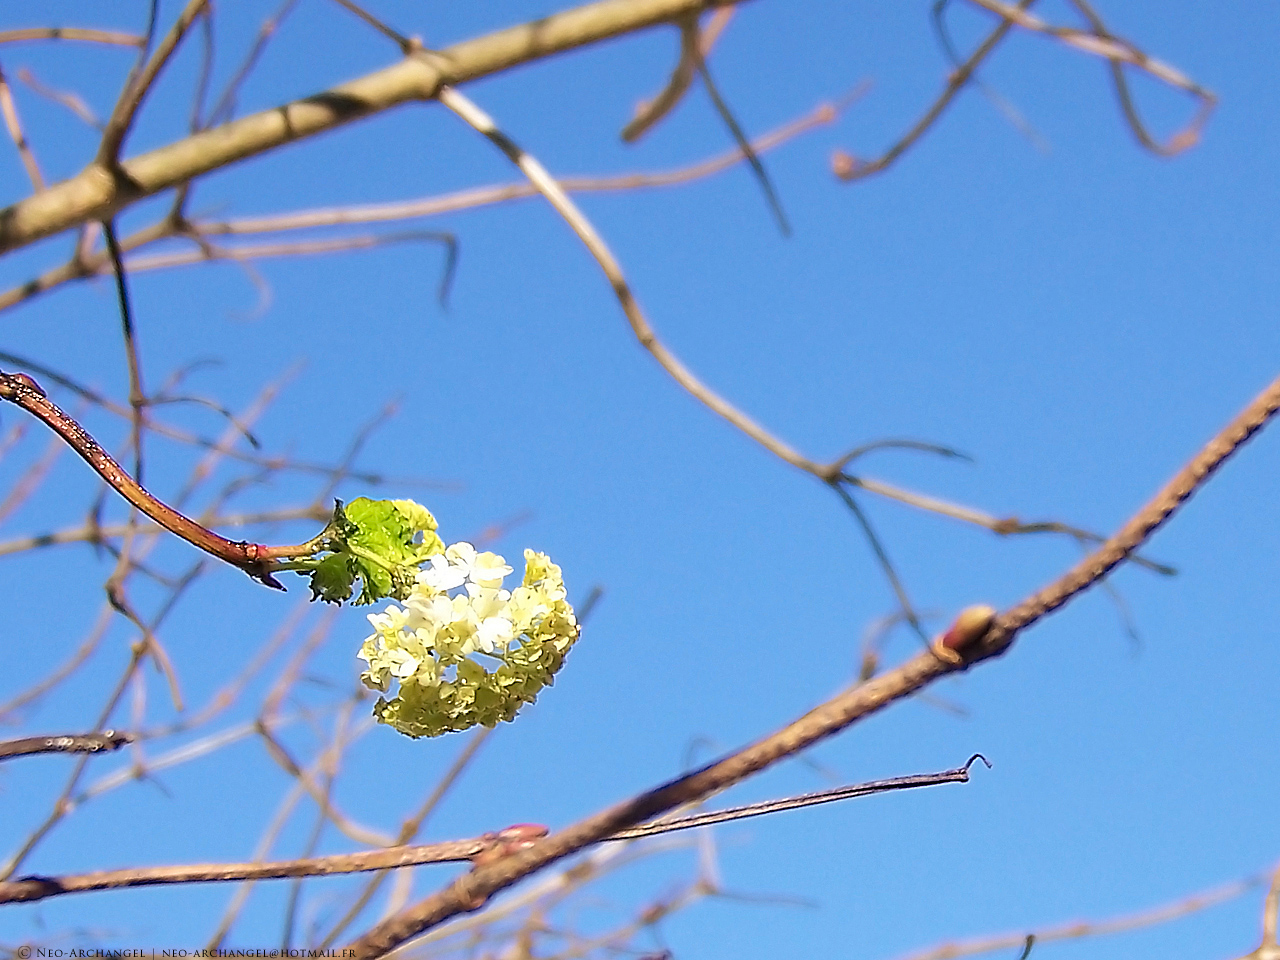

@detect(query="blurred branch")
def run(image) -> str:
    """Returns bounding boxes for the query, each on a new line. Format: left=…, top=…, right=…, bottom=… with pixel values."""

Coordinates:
left=887, top=870, right=1268, bottom=960
left=835, top=0, right=1033, bottom=181
left=0, top=0, right=750, bottom=254
left=847, top=474, right=1176, bottom=576
left=318, top=728, right=494, bottom=948
left=1237, top=861, right=1280, bottom=960
left=97, top=0, right=210, bottom=164
left=0, top=505, right=331, bottom=558
left=965, top=0, right=1210, bottom=94
left=0, top=62, right=45, bottom=190
left=17, top=66, right=103, bottom=128
left=1063, top=0, right=1214, bottom=155
left=0, top=28, right=143, bottom=47
left=0, top=97, right=837, bottom=318
left=0, top=373, right=293, bottom=589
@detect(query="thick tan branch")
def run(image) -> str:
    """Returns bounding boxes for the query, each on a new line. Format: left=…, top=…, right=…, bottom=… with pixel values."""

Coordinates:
left=0, top=0, right=744, bottom=255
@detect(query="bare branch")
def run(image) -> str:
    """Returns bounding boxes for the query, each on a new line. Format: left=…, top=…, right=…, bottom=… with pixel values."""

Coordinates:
left=0, top=506, right=331, bottom=558
left=437, top=83, right=823, bottom=476
left=623, top=15, right=698, bottom=142
left=0, top=99, right=839, bottom=319
left=97, top=0, right=210, bottom=164
left=1063, top=0, right=1213, bottom=156
left=0, top=0, right=749, bottom=255
left=886, top=870, right=1268, bottom=960
left=15, top=66, right=102, bottom=128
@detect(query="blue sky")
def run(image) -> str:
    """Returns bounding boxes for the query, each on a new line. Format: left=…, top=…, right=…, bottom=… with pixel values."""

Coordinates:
left=1, top=1, right=1278, bottom=956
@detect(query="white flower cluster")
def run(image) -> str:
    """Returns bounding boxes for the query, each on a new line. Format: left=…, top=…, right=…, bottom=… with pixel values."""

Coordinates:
left=358, top=542, right=578, bottom=738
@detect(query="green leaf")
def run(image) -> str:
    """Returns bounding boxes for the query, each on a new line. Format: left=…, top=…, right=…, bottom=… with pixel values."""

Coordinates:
left=304, top=498, right=446, bottom=605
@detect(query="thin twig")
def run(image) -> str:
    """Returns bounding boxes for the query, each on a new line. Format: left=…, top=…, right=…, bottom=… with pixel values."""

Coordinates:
left=0, top=62, right=45, bottom=190
left=0, top=98, right=838, bottom=318
left=964, top=0, right=1206, bottom=93
left=0, top=607, right=112, bottom=721
left=318, top=728, right=493, bottom=948
left=435, top=82, right=821, bottom=476
left=1063, top=0, right=1213, bottom=155
left=885, top=871, right=1268, bottom=960
left=835, top=0, right=1034, bottom=181
left=622, top=15, right=698, bottom=142
left=206, top=0, right=301, bottom=127
left=0, top=373, right=290, bottom=587
left=0, top=759, right=978, bottom=904
left=102, top=220, right=147, bottom=482
left=830, top=483, right=928, bottom=643
left=691, top=50, right=790, bottom=235
left=0, top=507, right=332, bottom=559
left=98, top=0, right=210, bottom=164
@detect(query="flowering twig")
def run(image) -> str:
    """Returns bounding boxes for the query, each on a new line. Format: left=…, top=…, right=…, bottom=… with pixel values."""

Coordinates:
left=349, top=370, right=1280, bottom=957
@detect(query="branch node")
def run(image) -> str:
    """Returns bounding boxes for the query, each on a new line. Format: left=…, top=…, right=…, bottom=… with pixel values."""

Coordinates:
left=933, top=604, right=997, bottom=663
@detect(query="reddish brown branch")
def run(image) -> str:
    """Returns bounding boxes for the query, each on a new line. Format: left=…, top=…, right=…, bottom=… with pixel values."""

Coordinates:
left=0, top=372, right=286, bottom=587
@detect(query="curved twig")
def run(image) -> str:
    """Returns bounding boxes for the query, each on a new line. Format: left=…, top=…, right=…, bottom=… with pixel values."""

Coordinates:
left=1064, top=0, right=1213, bottom=156
left=835, top=0, right=1035, bottom=181
left=0, top=372, right=288, bottom=586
